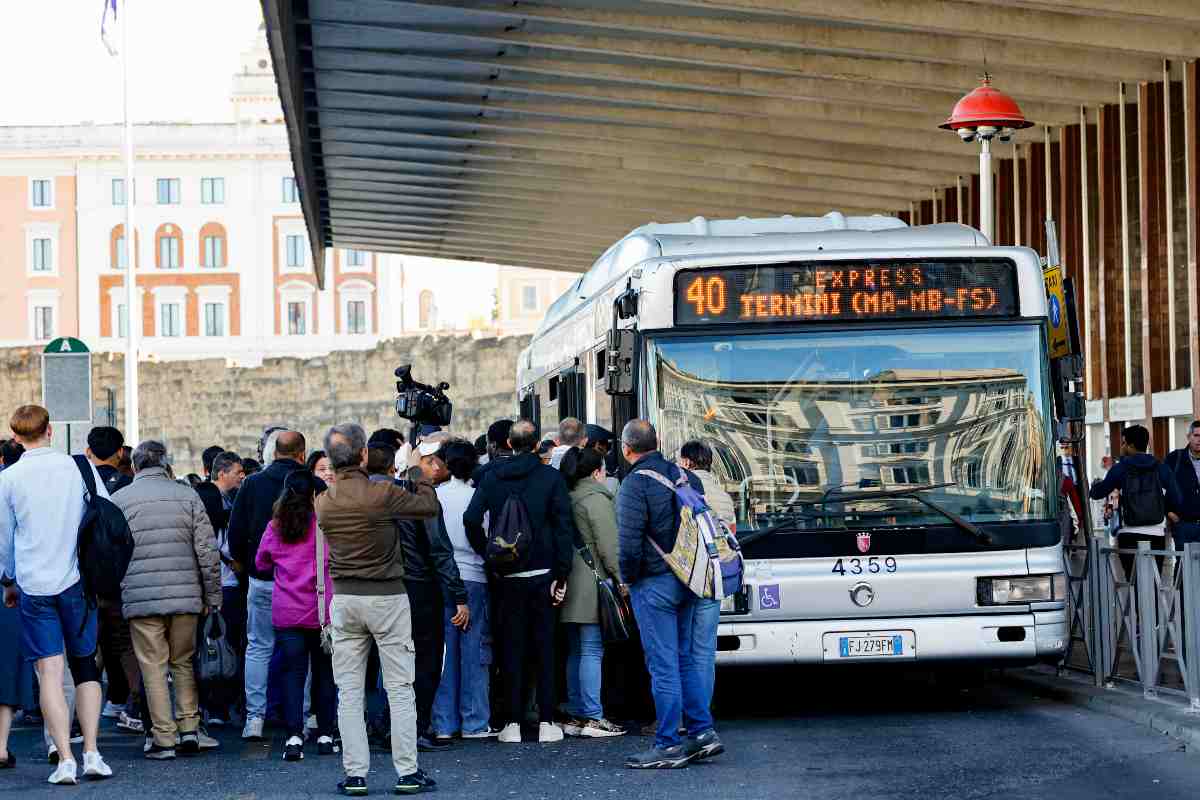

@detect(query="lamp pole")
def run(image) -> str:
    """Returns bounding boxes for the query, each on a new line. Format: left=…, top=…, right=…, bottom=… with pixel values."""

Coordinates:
left=121, top=0, right=139, bottom=443
left=979, top=136, right=993, bottom=241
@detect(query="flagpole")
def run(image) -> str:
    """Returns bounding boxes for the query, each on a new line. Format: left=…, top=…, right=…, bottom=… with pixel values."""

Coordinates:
left=121, top=0, right=139, bottom=443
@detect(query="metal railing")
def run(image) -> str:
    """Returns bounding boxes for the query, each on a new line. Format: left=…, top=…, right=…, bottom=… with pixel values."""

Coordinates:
left=1063, top=535, right=1200, bottom=710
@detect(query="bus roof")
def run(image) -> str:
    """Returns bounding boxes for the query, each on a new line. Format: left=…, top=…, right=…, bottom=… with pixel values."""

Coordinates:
left=533, top=212, right=991, bottom=339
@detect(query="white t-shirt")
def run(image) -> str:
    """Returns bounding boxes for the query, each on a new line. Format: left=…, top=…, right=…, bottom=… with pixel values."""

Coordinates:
left=437, top=477, right=486, bottom=583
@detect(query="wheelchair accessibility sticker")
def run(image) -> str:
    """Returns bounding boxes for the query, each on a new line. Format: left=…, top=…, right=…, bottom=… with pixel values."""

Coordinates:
left=758, top=584, right=781, bottom=610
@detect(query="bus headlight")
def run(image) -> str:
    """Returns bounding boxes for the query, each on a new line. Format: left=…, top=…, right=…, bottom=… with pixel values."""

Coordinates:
left=720, top=586, right=750, bottom=615
left=977, top=574, right=1067, bottom=605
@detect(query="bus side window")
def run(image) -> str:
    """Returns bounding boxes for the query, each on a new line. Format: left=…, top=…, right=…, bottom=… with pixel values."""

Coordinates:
left=520, top=392, right=541, bottom=437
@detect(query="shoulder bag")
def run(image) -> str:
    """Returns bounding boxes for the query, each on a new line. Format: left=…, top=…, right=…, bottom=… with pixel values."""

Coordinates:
left=578, top=545, right=632, bottom=644
left=316, top=524, right=334, bottom=654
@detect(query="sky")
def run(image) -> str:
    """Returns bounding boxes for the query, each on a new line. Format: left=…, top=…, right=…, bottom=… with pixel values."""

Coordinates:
left=0, top=0, right=264, bottom=125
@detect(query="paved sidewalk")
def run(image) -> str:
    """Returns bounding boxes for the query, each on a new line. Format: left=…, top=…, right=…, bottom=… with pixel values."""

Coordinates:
left=1002, top=665, right=1200, bottom=752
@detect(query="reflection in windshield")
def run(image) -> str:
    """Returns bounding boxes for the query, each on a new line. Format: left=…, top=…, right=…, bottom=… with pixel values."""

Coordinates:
left=650, top=326, right=1053, bottom=532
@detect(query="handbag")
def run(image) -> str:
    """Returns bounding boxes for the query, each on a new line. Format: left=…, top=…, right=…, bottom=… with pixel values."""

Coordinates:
left=316, top=524, right=333, bottom=655
left=195, top=611, right=238, bottom=683
left=578, top=545, right=633, bottom=644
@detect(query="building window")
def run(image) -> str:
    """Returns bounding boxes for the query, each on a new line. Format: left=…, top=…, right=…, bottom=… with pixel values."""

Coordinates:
left=345, top=249, right=367, bottom=268
left=159, top=303, right=182, bottom=337
left=203, top=302, right=225, bottom=337
left=285, top=235, right=305, bottom=268
left=282, top=177, right=299, bottom=203
left=347, top=300, right=366, bottom=334
left=33, top=306, right=54, bottom=341
left=114, top=235, right=127, bottom=269
left=116, top=304, right=128, bottom=338
left=418, top=290, right=435, bottom=329
left=156, top=178, right=181, bottom=205
left=200, top=177, right=224, bottom=204
left=522, top=285, right=538, bottom=311
left=287, top=301, right=307, bottom=335
left=31, top=179, right=52, bottom=208
left=890, top=465, right=930, bottom=485
left=202, top=236, right=225, bottom=268
left=31, top=238, right=52, bottom=272
left=112, top=178, right=126, bottom=206
left=158, top=235, right=180, bottom=269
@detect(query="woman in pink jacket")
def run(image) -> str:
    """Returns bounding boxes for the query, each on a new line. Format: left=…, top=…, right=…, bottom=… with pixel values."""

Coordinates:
left=255, top=471, right=335, bottom=762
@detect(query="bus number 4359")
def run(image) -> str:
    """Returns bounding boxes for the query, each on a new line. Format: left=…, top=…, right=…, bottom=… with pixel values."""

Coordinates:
left=832, top=557, right=898, bottom=576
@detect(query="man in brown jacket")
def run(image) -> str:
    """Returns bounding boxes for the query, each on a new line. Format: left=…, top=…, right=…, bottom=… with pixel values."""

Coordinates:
left=315, top=422, right=440, bottom=797
left=113, top=440, right=222, bottom=760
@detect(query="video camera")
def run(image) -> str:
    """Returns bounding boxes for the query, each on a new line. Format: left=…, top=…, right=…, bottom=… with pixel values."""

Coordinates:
left=394, top=365, right=453, bottom=427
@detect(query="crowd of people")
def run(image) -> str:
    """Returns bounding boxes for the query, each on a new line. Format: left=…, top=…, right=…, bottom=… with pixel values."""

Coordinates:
left=0, top=404, right=730, bottom=793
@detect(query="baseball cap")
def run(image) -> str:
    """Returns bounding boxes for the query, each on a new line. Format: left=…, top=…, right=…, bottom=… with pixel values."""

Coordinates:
left=407, top=431, right=450, bottom=468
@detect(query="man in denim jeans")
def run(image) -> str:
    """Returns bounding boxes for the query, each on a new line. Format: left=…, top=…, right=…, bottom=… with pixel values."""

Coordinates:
left=615, top=420, right=724, bottom=769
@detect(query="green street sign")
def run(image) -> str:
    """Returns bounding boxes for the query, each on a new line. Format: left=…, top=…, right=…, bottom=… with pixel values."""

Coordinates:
left=43, top=337, right=90, bottom=354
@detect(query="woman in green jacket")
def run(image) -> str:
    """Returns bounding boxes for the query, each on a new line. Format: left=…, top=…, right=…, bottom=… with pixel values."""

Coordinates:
left=559, top=447, right=626, bottom=738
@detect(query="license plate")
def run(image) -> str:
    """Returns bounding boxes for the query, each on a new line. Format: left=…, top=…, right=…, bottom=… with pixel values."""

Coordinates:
left=822, top=631, right=915, bottom=661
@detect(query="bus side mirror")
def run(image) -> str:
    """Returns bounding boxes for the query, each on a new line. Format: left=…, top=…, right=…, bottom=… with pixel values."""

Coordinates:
left=606, top=329, right=637, bottom=396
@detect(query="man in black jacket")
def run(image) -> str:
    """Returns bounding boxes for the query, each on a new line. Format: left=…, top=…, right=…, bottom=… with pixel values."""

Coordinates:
left=471, top=419, right=514, bottom=485
left=227, top=430, right=314, bottom=740
left=1166, top=420, right=1200, bottom=548
left=464, top=419, right=573, bottom=744
left=86, top=426, right=132, bottom=495
left=366, top=440, right=468, bottom=751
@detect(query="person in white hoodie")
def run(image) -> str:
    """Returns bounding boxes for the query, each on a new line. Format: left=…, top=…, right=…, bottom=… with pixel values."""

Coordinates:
left=429, top=440, right=498, bottom=740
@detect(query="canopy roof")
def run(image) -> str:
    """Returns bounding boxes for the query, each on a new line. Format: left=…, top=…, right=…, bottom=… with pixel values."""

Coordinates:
left=261, top=0, right=1200, bottom=285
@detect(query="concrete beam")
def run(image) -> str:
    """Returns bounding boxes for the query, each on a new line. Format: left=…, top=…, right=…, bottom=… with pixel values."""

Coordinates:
left=312, top=48, right=1080, bottom=125
left=310, top=21, right=1118, bottom=104
left=386, top=0, right=1164, bottom=82
left=330, top=236, right=587, bottom=271
left=618, top=0, right=1200, bottom=56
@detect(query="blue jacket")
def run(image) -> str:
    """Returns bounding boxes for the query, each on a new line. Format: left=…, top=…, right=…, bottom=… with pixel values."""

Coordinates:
left=1088, top=452, right=1183, bottom=521
left=1165, top=448, right=1200, bottom=523
left=616, top=452, right=703, bottom=585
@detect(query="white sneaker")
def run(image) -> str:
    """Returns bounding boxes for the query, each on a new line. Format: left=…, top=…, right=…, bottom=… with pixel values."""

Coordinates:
left=538, top=722, right=564, bottom=743
left=48, top=759, right=78, bottom=785
left=197, top=730, right=220, bottom=751
left=498, top=723, right=522, bottom=744
left=101, top=701, right=121, bottom=719
left=461, top=727, right=500, bottom=739
left=242, top=716, right=265, bottom=740
left=82, top=751, right=113, bottom=780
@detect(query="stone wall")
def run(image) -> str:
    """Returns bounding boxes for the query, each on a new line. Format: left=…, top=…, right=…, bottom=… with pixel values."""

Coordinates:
left=0, top=334, right=530, bottom=473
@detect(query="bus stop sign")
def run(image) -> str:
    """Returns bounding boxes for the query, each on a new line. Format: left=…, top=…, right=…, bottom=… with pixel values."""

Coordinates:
left=1042, top=266, right=1071, bottom=359
left=41, top=337, right=93, bottom=425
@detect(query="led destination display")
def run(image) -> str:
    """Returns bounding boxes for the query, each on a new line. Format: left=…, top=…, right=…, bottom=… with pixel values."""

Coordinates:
left=674, top=259, right=1019, bottom=326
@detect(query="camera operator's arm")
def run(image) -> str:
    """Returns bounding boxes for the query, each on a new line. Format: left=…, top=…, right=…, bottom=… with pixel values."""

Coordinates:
left=384, top=478, right=439, bottom=519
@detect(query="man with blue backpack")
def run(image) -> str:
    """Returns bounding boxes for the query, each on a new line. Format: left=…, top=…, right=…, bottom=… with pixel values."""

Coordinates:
left=616, top=419, right=730, bottom=770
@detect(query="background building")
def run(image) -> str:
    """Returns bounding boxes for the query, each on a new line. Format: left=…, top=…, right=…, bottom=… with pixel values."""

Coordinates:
left=0, top=25, right=579, bottom=365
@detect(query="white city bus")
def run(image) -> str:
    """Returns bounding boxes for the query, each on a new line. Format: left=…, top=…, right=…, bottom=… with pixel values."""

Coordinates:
left=516, top=212, right=1068, bottom=666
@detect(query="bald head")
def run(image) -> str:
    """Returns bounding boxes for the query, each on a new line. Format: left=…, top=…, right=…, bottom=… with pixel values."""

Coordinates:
left=274, top=431, right=306, bottom=463
left=508, top=419, right=538, bottom=453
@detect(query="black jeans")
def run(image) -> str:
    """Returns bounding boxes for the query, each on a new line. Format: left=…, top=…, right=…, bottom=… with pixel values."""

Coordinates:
left=407, top=579, right=445, bottom=737
left=275, top=627, right=336, bottom=739
left=1117, top=531, right=1167, bottom=583
left=497, top=575, right=555, bottom=726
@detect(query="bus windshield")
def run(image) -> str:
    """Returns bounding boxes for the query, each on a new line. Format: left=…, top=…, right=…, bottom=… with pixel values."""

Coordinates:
left=649, top=324, right=1055, bottom=534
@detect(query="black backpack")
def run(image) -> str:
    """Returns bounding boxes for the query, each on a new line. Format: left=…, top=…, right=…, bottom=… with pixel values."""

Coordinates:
left=73, top=455, right=135, bottom=601
left=485, top=487, right=534, bottom=576
left=1120, top=463, right=1167, bottom=527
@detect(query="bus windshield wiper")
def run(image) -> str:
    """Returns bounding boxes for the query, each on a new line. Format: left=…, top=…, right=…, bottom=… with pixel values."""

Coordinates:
left=825, top=483, right=993, bottom=545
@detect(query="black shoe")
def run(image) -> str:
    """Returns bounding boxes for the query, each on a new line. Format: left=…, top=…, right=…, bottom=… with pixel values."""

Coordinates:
left=417, top=735, right=451, bottom=753
left=394, top=769, right=437, bottom=794
left=338, top=776, right=369, bottom=796
left=318, top=735, right=336, bottom=756
left=144, top=743, right=176, bottom=760
left=283, top=735, right=304, bottom=761
left=683, top=730, right=724, bottom=761
left=625, top=744, right=694, bottom=769
left=177, top=733, right=200, bottom=756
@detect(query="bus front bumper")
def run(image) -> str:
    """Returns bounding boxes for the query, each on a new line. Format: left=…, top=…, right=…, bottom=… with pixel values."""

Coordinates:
left=715, top=608, right=1068, bottom=666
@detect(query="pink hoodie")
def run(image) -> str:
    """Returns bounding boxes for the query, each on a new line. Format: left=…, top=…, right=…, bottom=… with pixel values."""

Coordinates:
left=255, top=515, right=333, bottom=629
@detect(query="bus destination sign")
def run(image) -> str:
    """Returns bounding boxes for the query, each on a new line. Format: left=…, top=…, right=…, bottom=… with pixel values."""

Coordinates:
left=674, top=259, right=1019, bottom=326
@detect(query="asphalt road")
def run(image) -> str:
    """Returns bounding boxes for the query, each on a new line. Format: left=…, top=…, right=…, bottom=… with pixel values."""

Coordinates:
left=1, top=667, right=1196, bottom=800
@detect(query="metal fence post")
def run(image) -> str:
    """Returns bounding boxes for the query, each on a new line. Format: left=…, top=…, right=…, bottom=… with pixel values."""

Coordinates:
left=1097, top=537, right=1116, bottom=688
left=1087, top=534, right=1104, bottom=686
left=1136, top=541, right=1159, bottom=697
left=1184, top=542, right=1200, bottom=711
